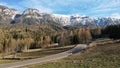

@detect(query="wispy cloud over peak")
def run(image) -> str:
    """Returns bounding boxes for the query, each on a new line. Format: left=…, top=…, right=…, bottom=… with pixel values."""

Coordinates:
left=20, top=0, right=53, bottom=13
left=110, top=13, right=120, bottom=19
left=0, top=0, right=120, bottom=17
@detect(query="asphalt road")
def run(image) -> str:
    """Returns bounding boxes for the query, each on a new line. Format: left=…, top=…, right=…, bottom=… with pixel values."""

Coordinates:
left=0, top=44, right=87, bottom=68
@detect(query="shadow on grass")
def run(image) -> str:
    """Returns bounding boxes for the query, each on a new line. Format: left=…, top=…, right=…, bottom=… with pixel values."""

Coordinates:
left=0, top=57, right=32, bottom=60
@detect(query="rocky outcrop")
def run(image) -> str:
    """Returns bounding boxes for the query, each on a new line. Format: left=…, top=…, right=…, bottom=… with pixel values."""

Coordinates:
left=0, top=5, right=20, bottom=23
left=0, top=5, right=120, bottom=27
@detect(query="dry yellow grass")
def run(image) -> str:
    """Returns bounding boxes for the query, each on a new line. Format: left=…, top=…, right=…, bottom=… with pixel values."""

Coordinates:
left=22, top=42, right=120, bottom=68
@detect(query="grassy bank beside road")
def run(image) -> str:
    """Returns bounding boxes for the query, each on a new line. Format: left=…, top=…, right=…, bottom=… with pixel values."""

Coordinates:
left=0, top=45, right=74, bottom=64
left=22, top=42, right=120, bottom=68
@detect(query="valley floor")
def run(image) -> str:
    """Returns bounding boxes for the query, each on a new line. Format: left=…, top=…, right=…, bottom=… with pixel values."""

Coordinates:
left=0, top=45, right=74, bottom=64
left=21, top=42, right=120, bottom=68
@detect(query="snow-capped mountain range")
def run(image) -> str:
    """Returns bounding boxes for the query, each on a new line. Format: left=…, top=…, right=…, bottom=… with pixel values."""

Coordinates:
left=52, top=14, right=120, bottom=27
left=0, top=5, right=120, bottom=27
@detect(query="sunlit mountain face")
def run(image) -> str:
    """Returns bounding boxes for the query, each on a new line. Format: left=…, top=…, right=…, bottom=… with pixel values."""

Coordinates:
left=0, top=5, right=120, bottom=27
left=0, top=0, right=120, bottom=27
left=0, top=0, right=120, bottom=18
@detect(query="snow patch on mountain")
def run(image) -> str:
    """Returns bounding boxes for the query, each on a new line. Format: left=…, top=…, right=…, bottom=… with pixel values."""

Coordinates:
left=0, top=5, right=20, bottom=20
left=0, top=5, right=120, bottom=27
left=52, top=14, right=71, bottom=26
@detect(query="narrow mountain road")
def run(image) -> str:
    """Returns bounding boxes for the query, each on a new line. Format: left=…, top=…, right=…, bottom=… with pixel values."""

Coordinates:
left=0, top=44, right=87, bottom=68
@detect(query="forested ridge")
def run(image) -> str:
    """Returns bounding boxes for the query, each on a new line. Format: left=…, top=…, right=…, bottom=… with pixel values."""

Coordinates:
left=0, top=23, right=120, bottom=59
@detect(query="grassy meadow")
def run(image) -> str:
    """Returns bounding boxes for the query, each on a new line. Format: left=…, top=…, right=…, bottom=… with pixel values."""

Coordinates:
left=0, top=45, right=74, bottom=64
left=21, top=42, right=120, bottom=68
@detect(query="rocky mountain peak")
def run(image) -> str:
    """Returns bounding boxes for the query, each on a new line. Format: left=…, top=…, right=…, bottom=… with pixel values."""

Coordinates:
left=0, top=5, right=20, bottom=19
left=0, top=5, right=8, bottom=10
left=23, top=8, right=40, bottom=15
left=0, top=5, right=20, bottom=24
left=0, top=5, right=120, bottom=27
left=51, top=14, right=70, bottom=26
left=15, top=8, right=43, bottom=24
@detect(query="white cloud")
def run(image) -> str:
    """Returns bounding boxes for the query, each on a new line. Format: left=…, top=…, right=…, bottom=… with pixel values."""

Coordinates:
left=95, top=0, right=120, bottom=9
left=84, top=0, right=120, bottom=17
left=0, top=2, right=7, bottom=6
left=0, top=2, right=22, bottom=12
left=93, top=8, right=117, bottom=13
left=20, top=0, right=53, bottom=13
left=110, top=13, right=120, bottom=19
left=0, top=0, right=120, bottom=17
left=0, top=2, right=13, bottom=8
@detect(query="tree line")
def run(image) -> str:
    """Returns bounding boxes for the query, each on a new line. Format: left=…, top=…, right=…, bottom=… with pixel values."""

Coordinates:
left=0, top=24, right=105, bottom=59
left=102, top=25, right=120, bottom=39
left=0, top=22, right=120, bottom=59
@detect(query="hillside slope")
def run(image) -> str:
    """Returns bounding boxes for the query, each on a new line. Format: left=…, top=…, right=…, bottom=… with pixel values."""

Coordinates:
left=23, top=42, right=120, bottom=68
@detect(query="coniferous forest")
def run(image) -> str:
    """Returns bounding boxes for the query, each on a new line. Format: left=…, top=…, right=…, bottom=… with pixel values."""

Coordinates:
left=0, top=22, right=120, bottom=59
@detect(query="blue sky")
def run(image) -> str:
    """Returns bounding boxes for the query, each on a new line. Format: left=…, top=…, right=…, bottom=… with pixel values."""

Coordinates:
left=0, top=0, right=120, bottom=18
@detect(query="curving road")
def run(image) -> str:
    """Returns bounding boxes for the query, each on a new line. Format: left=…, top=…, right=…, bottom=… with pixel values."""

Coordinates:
left=0, top=44, right=87, bottom=68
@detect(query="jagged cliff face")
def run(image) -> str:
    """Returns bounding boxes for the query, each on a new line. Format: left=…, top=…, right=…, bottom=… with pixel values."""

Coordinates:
left=51, top=14, right=120, bottom=27
left=16, top=9, right=55, bottom=24
left=95, top=18, right=120, bottom=27
left=70, top=15, right=97, bottom=27
left=15, top=9, right=43, bottom=24
left=0, top=5, right=120, bottom=27
left=51, top=14, right=70, bottom=26
left=69, top=15, right=120, bottom=27
left=0, top=5, right=20, bottom=23
left=22, top=8, right=40, bottom=15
